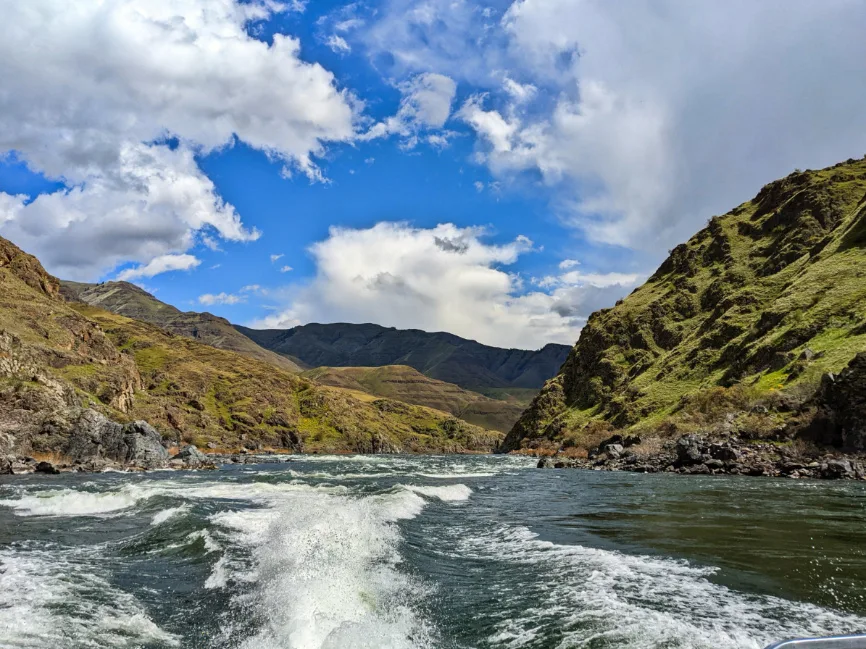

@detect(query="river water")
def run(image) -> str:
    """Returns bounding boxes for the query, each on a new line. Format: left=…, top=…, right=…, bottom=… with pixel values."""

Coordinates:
left=1, top=455, right=865, bottom=649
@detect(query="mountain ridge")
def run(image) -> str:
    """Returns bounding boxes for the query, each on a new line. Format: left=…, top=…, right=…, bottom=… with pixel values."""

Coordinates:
left=237, top=322, right=571, bottom=391
left=60, top=280, right=303, bottom=373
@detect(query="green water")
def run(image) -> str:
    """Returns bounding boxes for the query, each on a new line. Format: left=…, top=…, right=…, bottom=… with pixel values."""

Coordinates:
left=1, top=455, right=865, bottom=648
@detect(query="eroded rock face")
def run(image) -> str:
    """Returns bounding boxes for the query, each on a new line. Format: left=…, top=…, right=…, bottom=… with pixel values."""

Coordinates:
left=801, top=354, right=866, bottom=451
left=63, top=410, right=168, bottom=469
left=122, top=421, right=170, bottom=469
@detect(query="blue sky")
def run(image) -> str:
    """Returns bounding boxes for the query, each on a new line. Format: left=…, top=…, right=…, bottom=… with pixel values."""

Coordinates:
left=1, top=0, right=865, bottom=348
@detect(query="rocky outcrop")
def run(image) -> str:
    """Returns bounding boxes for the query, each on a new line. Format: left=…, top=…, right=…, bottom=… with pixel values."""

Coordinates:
left=798, top=354, right=866, bottom=450
left=538, top=432, right=866, bottom=480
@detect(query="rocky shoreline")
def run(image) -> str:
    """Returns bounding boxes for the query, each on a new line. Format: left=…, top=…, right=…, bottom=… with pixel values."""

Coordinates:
left=536, top=432, right=866, bottom=480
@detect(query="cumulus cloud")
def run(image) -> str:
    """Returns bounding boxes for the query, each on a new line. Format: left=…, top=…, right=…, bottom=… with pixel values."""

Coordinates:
left=270, top=254, right=285, bottom=263
left=362, top=0, right=866, bottom=250
left=0, top=0, right=356, bottom=280
left=248, top=222, right=636, bottom=348
left=117, top=253, right=201, bottom=281
left=361, top=73, right=457, bottom=146
left=198, top=292, right=246, bottom=306
left=279, top=265, right=294, bottom=273
left=1, top=144, right=257, bottom=280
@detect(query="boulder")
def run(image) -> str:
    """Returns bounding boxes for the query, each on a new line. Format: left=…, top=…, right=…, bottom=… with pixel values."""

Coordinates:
left=675, top=435, right=704, bottom=466
left=122, top=421, right=169, bottom=469
left=708, top=443, right=740, bottom=462
left=0, top=455, right=13, bottom=475
left=63, top=409, right=125, bottom=462
left=604, top=443, right=624, bottom=458
left=176, top=445, right=207, bottom=466
left=34, top=461, right=59, bottom=474
left=821, top=459, right=854, bottom=480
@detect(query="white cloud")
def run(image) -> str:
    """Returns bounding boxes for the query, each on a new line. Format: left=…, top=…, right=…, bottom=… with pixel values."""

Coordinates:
left=1, top=144, right=258, bottom=281
left=280, top=265, right=294, bottom=273
left=117, top=253, right=201, bottom=281
left=502, top=77, right=536, bottom=103
left=0, top=0, right=356, bottom=280
left=270, top=254, right=285, bottom=263
left=558, top=259, right=579, bottom=270
left=199, top=292, right=246, bottom=306
left=248, top=222, right=636, bottom=348
left=363, top=0, right=866, bottom=251
left=326, top=34, right=351, bottom=54
left=361, top=73, right=457, bottom=146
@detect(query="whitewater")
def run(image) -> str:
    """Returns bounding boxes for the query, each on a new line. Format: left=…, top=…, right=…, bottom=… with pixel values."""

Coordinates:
left=1, top=454, right=865, bottom=648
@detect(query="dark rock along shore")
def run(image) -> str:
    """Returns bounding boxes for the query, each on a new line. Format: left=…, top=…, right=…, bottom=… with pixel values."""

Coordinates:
left=537, top=353, right=866, bottom=480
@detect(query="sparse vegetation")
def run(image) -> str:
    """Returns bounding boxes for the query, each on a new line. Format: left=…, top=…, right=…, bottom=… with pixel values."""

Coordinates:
left=503, top=156, right=866, bottom=453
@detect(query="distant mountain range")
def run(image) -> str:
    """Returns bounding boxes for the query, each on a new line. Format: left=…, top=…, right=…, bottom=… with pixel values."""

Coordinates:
left=58, top=281, right=566, bottom=432
left=236, top=322, right=571, bottom=391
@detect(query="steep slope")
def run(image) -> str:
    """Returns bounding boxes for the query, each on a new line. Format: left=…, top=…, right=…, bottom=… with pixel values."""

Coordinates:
left=504, top=156, right=866, bottom=454
left=236, top=322, right=571, bottom=390
left=0, top=236, right=501, bottom=463
left=302, top=365, right=528, bottom=432
left=60, top=281, right=302, bottom=373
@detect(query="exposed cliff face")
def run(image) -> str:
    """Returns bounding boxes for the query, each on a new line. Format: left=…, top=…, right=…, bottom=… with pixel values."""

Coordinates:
left=237, top=322, right=571, bottom=390
left=503, top=156, right=866, bottom=454
left=0, top=236, right=502, bottom=469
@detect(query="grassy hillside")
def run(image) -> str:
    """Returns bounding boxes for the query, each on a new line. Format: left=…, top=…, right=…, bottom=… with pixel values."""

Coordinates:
left=237, top=322, right=570, bottom=390
left=61, top=280, right=302, bottom=373
left=503, top=156, right=866, bottom=453
left=0, top=237, right=501, bottom=456
left=302, top=365, right=528, bottom=432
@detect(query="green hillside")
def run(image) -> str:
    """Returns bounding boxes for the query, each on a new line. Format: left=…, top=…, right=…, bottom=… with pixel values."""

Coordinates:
left=60, top=280, right=302, bottom=373
left=0, top=236, right=501, bottom=458
left=503, top=156, right=866, bottom=453
left=302, top=365, right=528, bottom=432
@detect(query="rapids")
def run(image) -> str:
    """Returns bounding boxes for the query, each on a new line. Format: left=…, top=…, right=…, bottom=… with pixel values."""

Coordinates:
left=1, top=455, right=865, bottom=648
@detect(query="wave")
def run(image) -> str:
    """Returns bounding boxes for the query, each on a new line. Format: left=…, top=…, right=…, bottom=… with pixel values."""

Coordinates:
left=0, top=479, right=348, bottom=518
left=400, top=484, right=472, bottom=502
left=0, top=485, right=158, bottom=517
left=456, top=525, right=866, bottom=649
left=0, top=547, right=177, bottom=648
left=207, top=482, right=473, bottom=649
left=151, top=504, right=191, bottom=526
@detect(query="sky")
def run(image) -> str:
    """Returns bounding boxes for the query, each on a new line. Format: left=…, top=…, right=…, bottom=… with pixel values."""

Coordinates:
left=1, top=0, right=865, bottom=350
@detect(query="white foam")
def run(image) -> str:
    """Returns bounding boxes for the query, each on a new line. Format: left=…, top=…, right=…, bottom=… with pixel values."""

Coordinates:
left=0, top=478, right=347, bottom=518
left=0, top=548, right=177, bottom=647
left=205, top=555, right=230, bottom=589
left=401, top=484, right=472, bottom=502
left=151, top=504, right=191, bottom=526
left=0, top=485, right=156, bottom=516
left=418, top=472, right=495, bottom=478
left=208, top=484, right=456, bottom=649
left=457, top=525, right=866, bottom=649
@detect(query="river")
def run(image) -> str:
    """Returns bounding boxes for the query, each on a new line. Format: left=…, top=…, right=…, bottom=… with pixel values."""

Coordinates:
left=1, top=455, right=865, bottom=648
